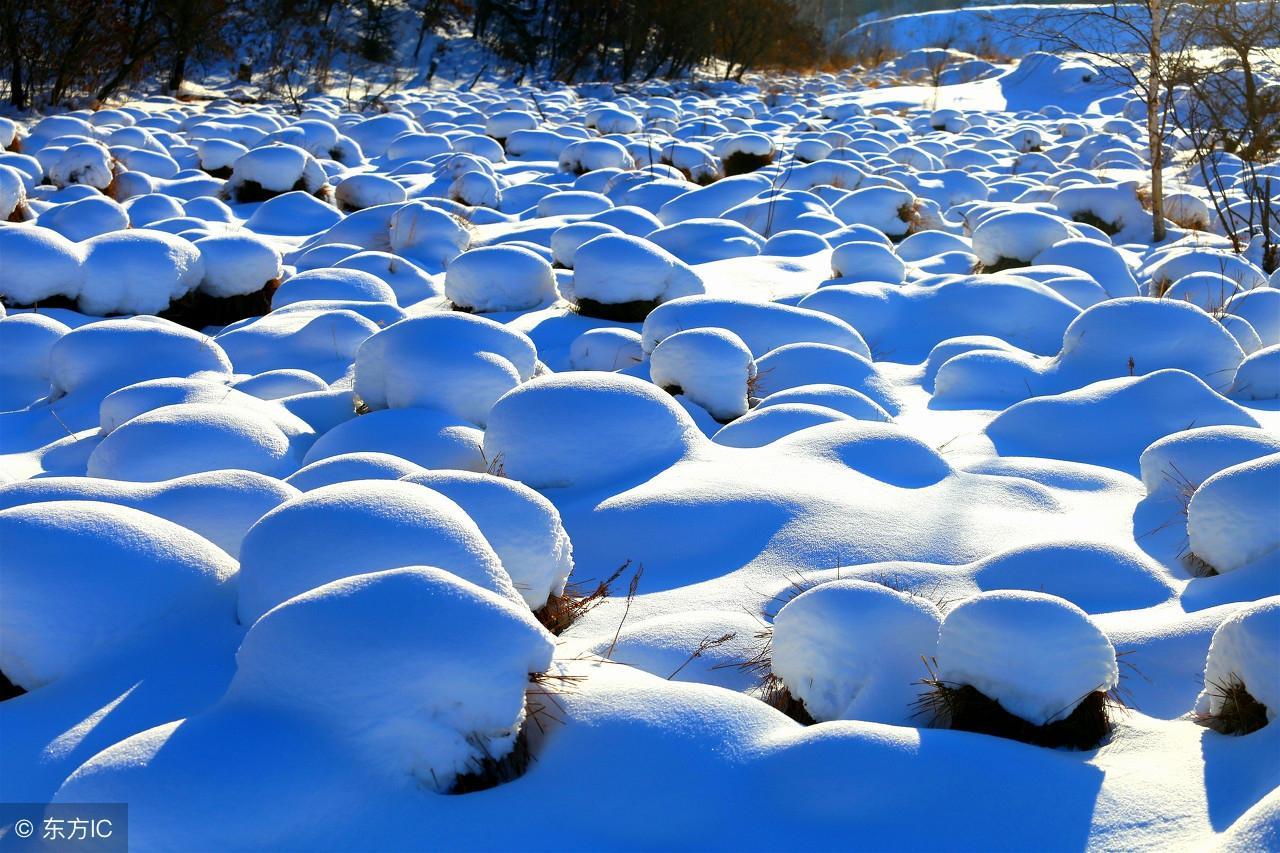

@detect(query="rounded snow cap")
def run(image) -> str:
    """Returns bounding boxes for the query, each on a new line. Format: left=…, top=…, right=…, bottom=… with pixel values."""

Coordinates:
left=1187, top=453, right=1280, bottom=574
left=0, top=501, right=235, bottom=690
left=229, top=566, right=553, bottom=791
left=937, top=590, right=1119, bottom=726
left=236, top=479, right=523, bottom=624
left=484, top=372, right=701, bottom=490
left=353, top=312, right=538, bottom=427
left=651, top=327, right=756, bottom=422
left=402, top=470, right=574, bottom=610
left=773, top=580, right=942, bottom=724
left=1195, top=596, right=1279, bottom=728
left=445, top=244, right=557, bottom=313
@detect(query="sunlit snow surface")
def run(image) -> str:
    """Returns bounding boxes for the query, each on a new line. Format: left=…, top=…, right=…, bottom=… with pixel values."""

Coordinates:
left=2, top=41, right=1279, bottom=852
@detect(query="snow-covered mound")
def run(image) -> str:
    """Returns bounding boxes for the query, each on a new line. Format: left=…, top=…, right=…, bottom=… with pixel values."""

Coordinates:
left=937, top=590, right=1119, bottom=725
left=0, top=500, right=235, bottom=689
left=1195, top=597, right=1280, bottom=726
left=3, top=44, right=1280, bottom=850
left=236, top=479, right=523, bottom=624
left=772, top=580, right=941, bottom=724
left=1187, top=454, right=1280, bottom=574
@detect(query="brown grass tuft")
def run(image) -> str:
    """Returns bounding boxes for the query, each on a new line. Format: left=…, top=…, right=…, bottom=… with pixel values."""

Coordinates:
left=1195, top=674, right=1269, bottom=735
left=535, top=560, right=632, bottom=636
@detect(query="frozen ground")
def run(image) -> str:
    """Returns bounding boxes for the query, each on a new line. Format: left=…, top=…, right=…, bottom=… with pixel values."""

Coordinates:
left=1, top=31, right=1279, bottom=852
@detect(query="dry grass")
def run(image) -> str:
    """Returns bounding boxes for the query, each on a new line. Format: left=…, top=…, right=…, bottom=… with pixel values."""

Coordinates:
left=448, top=727, right=532, bottom=794
left=535, top=560, right=633, bottom=636
left=713, top=627, right=816, bottom=725
left=1195, top=674, right=1269, bottom=735
left=913, top=657, right=1120, bottom=750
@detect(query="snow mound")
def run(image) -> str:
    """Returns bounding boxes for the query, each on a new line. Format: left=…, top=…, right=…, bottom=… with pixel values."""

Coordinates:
left=80, top=230, right=204, bottom=316
left=938, top=591, right=1119, bottom=726
left=772, top=580, right=942, bottom=724
left=1139, top=426, right=1280, bottom=500
left=284, top=452, right=427, bottom=491
left=0, top=226, right=84, bottom=306
left=1187, top=454, right=1280, bottom=574
left=0, top=312, right=68, bottom=410
left=353, top=313, right=537, bottom=427
left=227, top=143, right=328, bottom=201
left=195, top=234, right=283, bottom=298
left=643, top=296, right=871, bottom=360
left=987, top=370, right=1259, bottom=469
left=712, top=403, right=852, bottom=448
left=445, top=244, right=557, bottom=313
left=0, top=470, right=296, bottom=558
left=0, top=500, right=234, bottom=689
left=229, top=567, right=553, bottom=790
left=237, top=479, right=522, bottom=624
left=301, top=406, right=485, bottom=471
left=87, top=402, right=308, bottom=482
left=650, top=328, right=755, bottom=422
left=752, top=343, right=899, bottom=414
left=1196, top=597, right=1280, bottom=724
left=484, top=373, right=701, bottom=490
left=568, top=327, right=644, bottom=371
left=50, top=316, right=232, bottom=399
left=1057, top=298, right=1244, bottom=394
left=401, top=470, right=573, bottom=610
left=972, top=210, right=1079, bottom=268
left=1231, top=345, right=1280, bottom=400
left=572, top=234, right=704, bottom=316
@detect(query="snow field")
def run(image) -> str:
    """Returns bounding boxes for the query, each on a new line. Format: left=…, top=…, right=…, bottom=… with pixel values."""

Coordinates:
left=0, top=40, right=1278, bottom=850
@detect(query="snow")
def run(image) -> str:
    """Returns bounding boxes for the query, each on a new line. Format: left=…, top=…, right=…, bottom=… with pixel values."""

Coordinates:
left=0, top=500, right=235, bottom=689
left=1196, top=597, right=1280, bottom=723
left=400, top=470, right=573, bottom=610
left=79, top=230, right=205, bottom=316
left=227, top=143, right=328, bottom=198
left=0, top=470, right=297, bottom=558
left=938, top=590, right=1119, bottom=725
left=3, top=33, right=1280, bottom=850
left=353, top=312, right=537, bottom=426
left=650, top=328, right=755, bottom=422
left=1232, top=345, right=1280, bottom=400
left=236, top=479, right=524, bottom=624
left=772, top=579, right=942, bottom=724
left=1187, top=454, right=1280, bottom=574
left=195, top=234, right=283, bottom=298
left=445, top=244, right=557, bottom=312
left=572, top=233, right=704, bottom=307
left=484, top=373, right=701, bottom=489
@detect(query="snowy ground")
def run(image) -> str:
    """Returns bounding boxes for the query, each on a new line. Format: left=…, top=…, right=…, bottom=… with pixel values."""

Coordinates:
left=1, top=36, right=1279, bottom=852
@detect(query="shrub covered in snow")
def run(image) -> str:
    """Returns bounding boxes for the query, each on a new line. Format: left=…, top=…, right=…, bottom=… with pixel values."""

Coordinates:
left=650, top=328, right=756, bottom=422
left=228, top=566, right=554, bottom=791
left=354, top=313, right=537, bottom=426
left=445, top=245, right=557, bottom=313
left=772, top=580, right=942, bottom=724
left=1186, top=454, right=1280, bottom=575
left=571, top=233, right=704, bottom=320
left=226, top=144, right=329, bottom=203
left=924, top=590, right=1119, bottom=748
left=237, top=479, right=524, bottom=624
left=1195, top=597, right=1279, bottom=734
left=0, top=500, right=235, bottom=690
left=484, top=373, right=700, bottom=489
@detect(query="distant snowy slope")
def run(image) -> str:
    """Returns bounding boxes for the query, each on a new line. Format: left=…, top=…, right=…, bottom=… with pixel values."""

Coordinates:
left=840, top=2, right=1280, bottom=58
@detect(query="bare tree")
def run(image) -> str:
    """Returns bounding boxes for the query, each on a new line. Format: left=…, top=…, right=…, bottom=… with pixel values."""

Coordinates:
left=999, top=1, right=1205, bottom=243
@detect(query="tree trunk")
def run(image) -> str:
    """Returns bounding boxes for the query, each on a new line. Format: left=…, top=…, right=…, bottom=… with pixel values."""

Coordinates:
left=1147, top=0, right=1167, bottom=243
left=168, top=51, right=188, bottom=92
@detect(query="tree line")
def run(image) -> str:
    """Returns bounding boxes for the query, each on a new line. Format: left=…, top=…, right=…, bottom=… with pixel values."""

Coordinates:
left=0, top=0, right=826, bottom=110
